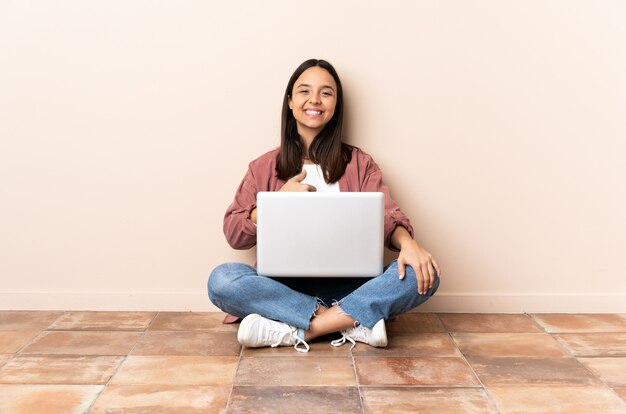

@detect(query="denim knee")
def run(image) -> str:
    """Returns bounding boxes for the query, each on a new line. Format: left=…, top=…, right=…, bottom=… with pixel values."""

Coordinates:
left=207, top=263, right=237, bottom=305
left=402, top=265, right=440, bottom=299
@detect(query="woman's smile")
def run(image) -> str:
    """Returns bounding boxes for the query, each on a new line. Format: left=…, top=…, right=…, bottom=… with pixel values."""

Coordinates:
left=304, top=109, right=323, bottom=117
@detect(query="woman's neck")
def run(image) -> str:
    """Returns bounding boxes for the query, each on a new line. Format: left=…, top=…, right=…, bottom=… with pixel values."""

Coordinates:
left=302, top=136, right=313, bottom=152
left=298, top=127, right=318, bottom=155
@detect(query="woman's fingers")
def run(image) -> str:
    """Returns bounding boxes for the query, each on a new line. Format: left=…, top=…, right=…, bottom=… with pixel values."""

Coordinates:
left=398, top=255, right=426, bottom=293
left=427, top=264, right=436, bottom=289
left=280, top=170, right=316, bottom=192
left=416, top=264, right=427, bottom=295
left=397, top=257, right=405, bottom=279
left=397, top=241, right=440, bottom=295
left=415, top=260, right=435, bottom=294
left=433, top=258, right=442, bottom=278
left=422, top=263, right=437, bottom=292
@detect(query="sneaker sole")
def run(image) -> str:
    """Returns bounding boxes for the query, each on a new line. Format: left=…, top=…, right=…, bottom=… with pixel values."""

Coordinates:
left=237, top=313, right=262, bottom=346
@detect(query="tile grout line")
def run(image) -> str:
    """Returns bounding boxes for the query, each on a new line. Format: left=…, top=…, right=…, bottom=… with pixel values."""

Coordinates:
left=549, top=333, right=626, bottom=400
left=437, top=313, right=504, bottom=414
left=527, top=312, right=548, bottom=333
left=11, top=311, right=69, bottom=356
left=0, top=312, right=69, bottom=392
left=529, top=313, right=626, bottom=398
left=577, top=354, right=626, bottom=403
left=144, top=311, right=161, bottom=331
left=224, top=329, right=245, bottom=413
left=350, top=346, right=366, bottom=414
left=0, top=310, right=146, bottom=412
left=84, top=312, right=158, bottom=413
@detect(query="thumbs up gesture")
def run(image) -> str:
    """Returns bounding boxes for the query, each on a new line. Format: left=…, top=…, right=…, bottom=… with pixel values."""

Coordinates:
left=279, top=169, right=317, bottom=192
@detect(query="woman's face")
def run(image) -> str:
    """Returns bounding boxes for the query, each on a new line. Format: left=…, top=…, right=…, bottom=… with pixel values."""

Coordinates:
left=288, top=66, right=337, bottom=138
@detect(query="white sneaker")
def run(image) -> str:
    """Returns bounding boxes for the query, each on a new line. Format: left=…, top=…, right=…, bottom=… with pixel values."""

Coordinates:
left=237, top=313, right=310, bottom=353
left=331, top=319, right=387, bottom=350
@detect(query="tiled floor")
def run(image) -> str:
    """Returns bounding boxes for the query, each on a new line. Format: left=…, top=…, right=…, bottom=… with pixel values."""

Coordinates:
left=1, top=312, right=626, bottom=413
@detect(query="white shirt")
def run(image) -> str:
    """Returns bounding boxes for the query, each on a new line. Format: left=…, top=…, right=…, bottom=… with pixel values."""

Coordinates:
left=301, top=164, right=340, bottom=192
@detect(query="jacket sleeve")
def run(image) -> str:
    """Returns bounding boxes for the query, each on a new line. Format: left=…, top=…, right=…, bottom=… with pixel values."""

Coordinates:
left=360, top=156, right=415, bottom=251
left=223, top=167, right=258, bottom=250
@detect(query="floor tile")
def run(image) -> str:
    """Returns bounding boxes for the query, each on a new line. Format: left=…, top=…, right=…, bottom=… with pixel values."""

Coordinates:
left=131, top=331, right=240, bottom=356
left=0, top=311, right=64, bottom=331
left=0, top=331, right=41, bottom=353
left=235, top=356, right=355, bottom=386
left=532, top=314, right=626, bottom=333
left=386, top=313, right=446, bottom=334
left=361, top=387, right=499, bottom=414
left=352, top=333, right=461, bottom=357
left=0, top=354, right=11, bottom=368
left=578, top=357, right=626, bottom=386
left=149, top=312, right=238, bottom=332
left=109, top=355, right=238, bottom=386
left=241, top=340, right=350, bottom=357
left=439, top=313, right=542, bottom=333
left=229, top=386, right=361, bottom=413
left=89, top=385, right=230, bottom=414
left=468, top=356, right=599, bottom=386
left=20, top=331, right=141, bottom=356
left=0, top=384, right=103, bottom=414
left=452, top=333, right=567, bottom=357
left=49, top=311, right=156, bottom=331
left=487, top=385, right=626, bottom=414
left=554, top=333, right=626, bottom=357
left=0, top=355, right=123, bottom=384
left=355, top=357, right=479, bottom=386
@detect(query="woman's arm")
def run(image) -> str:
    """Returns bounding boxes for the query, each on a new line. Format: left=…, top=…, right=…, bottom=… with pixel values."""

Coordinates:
left=223, top=169, right=259, bottom=250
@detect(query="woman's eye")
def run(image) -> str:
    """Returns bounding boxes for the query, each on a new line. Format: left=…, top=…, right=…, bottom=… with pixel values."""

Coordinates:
left=322, top=92, right=333, bottom=97
left=299, top=90, right=309, bottom=94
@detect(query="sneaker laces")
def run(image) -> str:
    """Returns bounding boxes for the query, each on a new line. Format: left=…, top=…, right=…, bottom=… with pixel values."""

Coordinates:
left=269, top=325, right=310, bottom=353
left=330, top=334, right=356, bottom=350
left=331, top=323, right=370, bottom=350
left=293, top=336, right=310, bottom=353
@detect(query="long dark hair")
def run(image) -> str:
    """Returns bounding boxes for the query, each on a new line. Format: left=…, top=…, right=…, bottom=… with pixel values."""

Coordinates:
left=276, top=59, right=353, bottom=183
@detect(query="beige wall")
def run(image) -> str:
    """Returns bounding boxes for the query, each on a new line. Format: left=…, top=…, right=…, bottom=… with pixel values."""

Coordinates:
left=1, top=1, right=625, bottom=312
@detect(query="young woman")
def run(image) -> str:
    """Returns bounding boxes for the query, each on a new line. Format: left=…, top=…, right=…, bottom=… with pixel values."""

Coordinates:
left=208, top=59, right=440, bottom=352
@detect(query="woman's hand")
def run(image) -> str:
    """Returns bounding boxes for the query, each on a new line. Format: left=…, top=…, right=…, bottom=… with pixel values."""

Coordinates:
left=250, top=170, right=316, bottom=224
left=392, top=227, right=441, bottom=295
left=279, top=169, right=317, bottom=192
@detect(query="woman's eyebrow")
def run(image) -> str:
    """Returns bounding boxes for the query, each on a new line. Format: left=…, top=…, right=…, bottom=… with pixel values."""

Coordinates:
left=296, top=83, right=335, bottom=91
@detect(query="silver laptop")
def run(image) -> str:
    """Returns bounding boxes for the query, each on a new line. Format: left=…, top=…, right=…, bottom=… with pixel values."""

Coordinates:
left=256, top=192, right=384, bottom=277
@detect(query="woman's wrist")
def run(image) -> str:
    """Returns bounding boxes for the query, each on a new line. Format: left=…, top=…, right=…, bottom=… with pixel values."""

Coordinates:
left=391, top=226, right=414, bottom=250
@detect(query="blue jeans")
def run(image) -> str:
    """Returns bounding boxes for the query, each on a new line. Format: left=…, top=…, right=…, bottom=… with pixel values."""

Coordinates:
left=207, top=260, right=439, bottom=329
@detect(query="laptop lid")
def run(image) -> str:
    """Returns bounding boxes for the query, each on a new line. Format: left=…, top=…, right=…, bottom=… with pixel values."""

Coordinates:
left=256, top=192, right=384, bottom=277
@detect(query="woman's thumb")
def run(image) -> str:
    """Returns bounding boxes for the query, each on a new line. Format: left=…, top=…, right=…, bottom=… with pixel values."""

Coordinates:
left=397, top=258, right=406, bottom=279
left=295, top=169, right=307, bottom=181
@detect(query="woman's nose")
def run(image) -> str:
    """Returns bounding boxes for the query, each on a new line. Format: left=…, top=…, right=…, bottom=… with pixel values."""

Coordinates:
left=308, top=94, right=321, bottom=104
